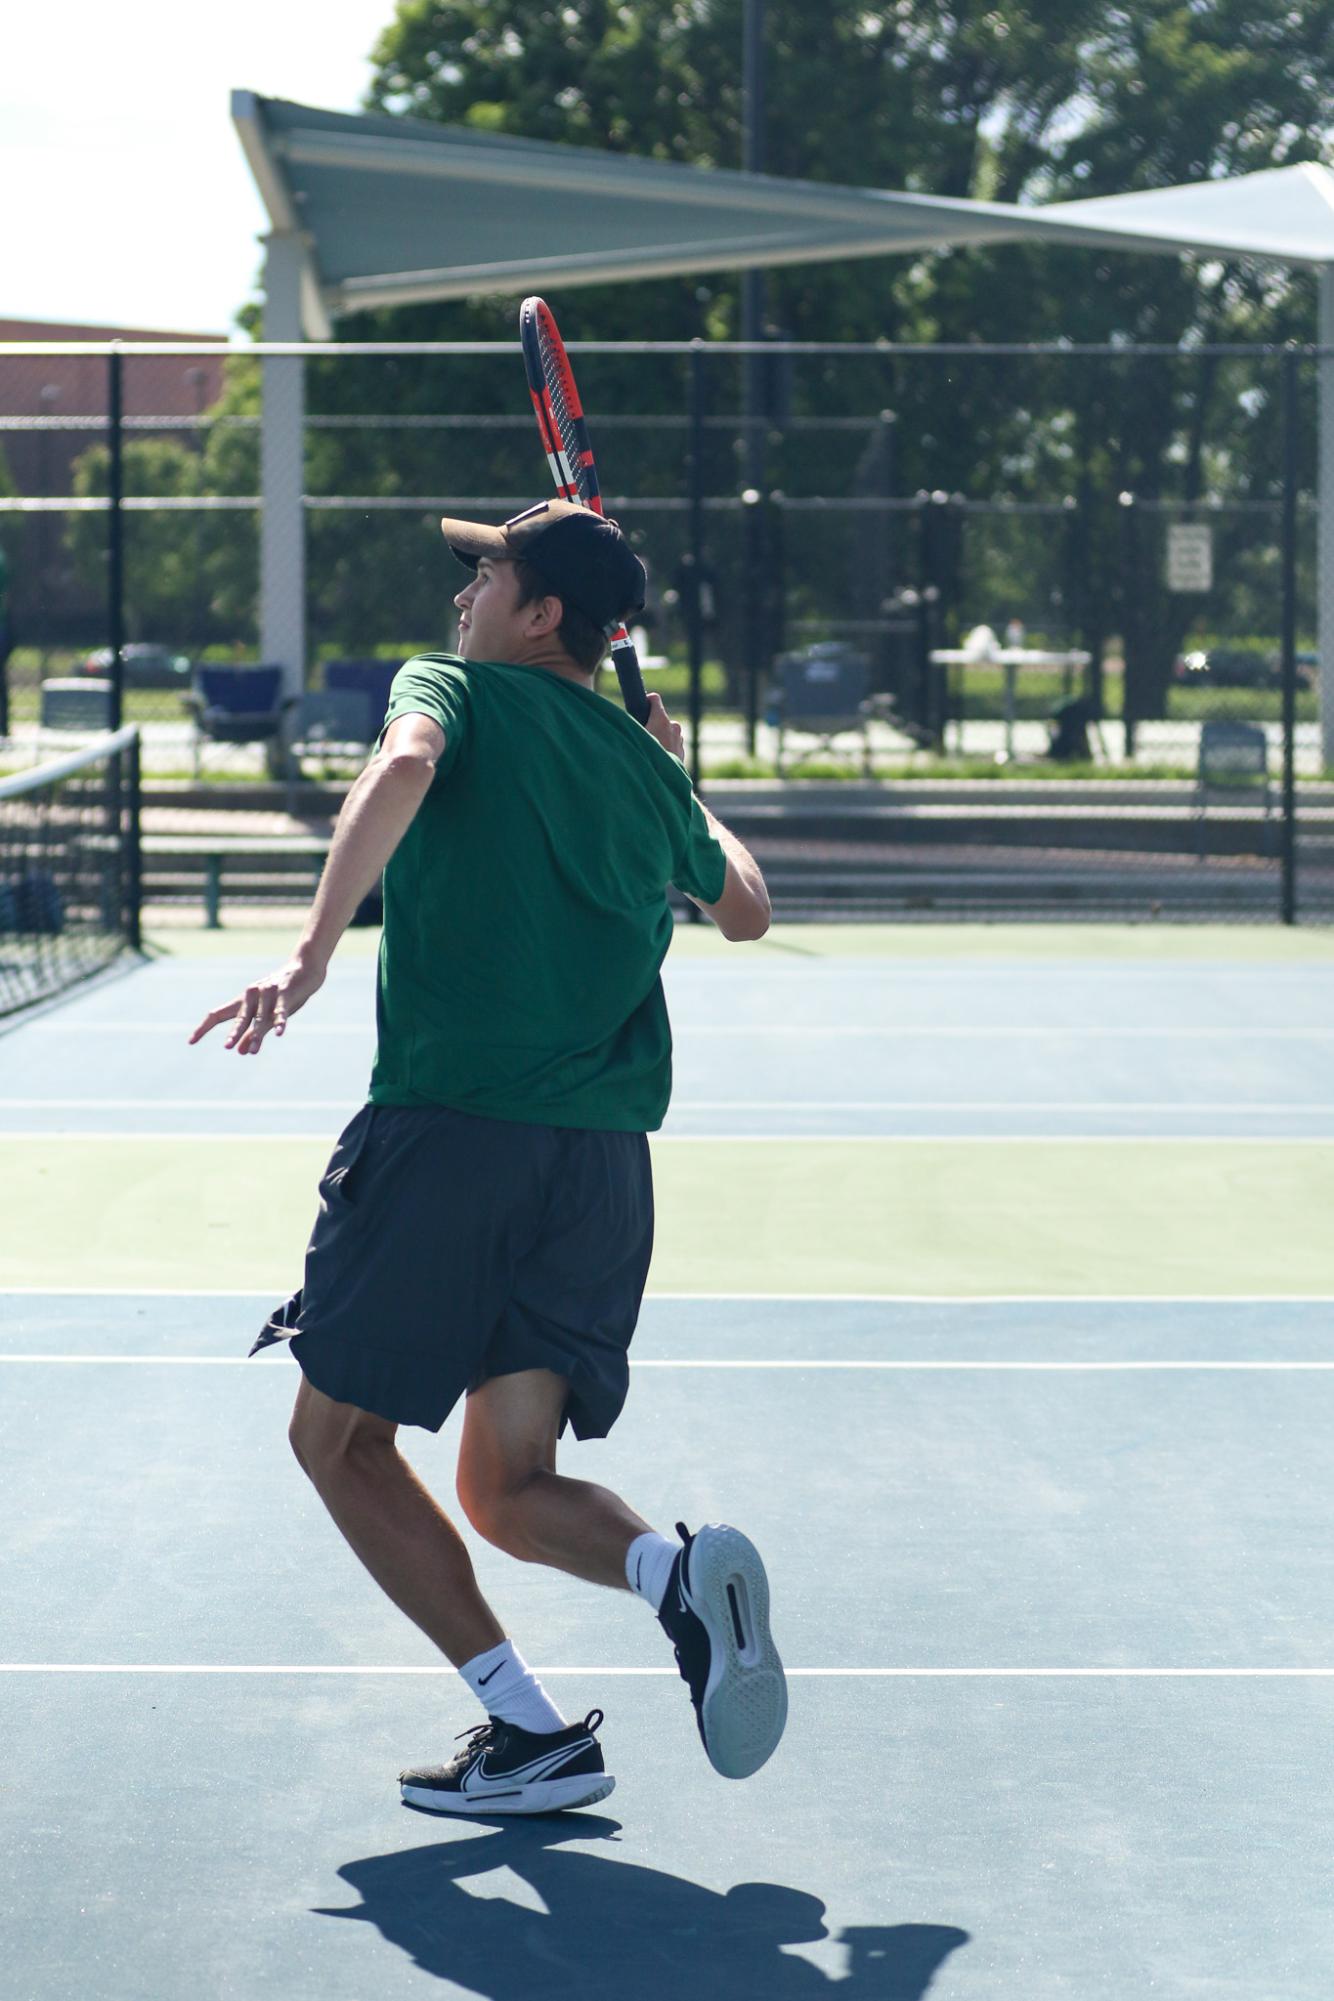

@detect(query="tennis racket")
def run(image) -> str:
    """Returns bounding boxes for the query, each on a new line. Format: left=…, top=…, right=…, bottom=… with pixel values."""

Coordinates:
left=519, top=296, right=650, bottom=725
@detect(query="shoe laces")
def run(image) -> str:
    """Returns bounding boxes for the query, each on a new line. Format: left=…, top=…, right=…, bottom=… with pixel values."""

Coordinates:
left=666, top=1524, right=700, bottom=1700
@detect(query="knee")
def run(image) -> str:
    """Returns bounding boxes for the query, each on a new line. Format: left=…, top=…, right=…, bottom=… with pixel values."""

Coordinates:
left=289, top=1398, right=390, bottom=1488
left=456, top=1464, right=543, bottom=1558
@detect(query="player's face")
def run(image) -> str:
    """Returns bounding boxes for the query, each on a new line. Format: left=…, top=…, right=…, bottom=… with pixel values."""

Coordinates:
left=454, top=557, right=525, bottom=660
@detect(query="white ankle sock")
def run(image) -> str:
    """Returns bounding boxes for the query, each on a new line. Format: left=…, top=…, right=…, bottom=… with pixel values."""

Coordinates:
left=459, top=1640, right=566, bottom=1734
left=625, top=1530, right=680, bottom=1612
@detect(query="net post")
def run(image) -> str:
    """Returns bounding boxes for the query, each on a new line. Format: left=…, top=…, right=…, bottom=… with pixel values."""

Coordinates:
left=1280, top=347, right=1299, bottom=926
left=107, top=344, right=125, bottom=733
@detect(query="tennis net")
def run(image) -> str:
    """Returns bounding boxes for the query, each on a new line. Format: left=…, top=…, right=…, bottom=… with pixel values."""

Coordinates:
left=0, top=726, right=142, bottom=1018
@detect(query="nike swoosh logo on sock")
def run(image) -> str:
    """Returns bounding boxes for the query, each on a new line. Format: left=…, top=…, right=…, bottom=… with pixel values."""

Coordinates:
left=478, top=1663, right=503, bottom=1687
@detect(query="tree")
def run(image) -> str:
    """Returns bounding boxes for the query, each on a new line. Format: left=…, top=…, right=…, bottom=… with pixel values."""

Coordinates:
left=274, top=1, right=1334, bottom=712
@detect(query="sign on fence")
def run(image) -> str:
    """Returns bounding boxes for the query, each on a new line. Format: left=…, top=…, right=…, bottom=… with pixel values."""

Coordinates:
left=1166, top=521, right=1213, bottom=592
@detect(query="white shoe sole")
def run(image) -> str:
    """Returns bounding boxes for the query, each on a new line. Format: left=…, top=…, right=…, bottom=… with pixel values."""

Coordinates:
left=684, top=1524, right=788, bottom=1780
left=400, top=1772, right=616, bottom=1816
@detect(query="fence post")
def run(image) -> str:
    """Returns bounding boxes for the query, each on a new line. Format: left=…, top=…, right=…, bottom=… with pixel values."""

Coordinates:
left=917, top=493, right=949, bottom=750
left=687, top=340, right=706, bottom=792
left=741, top=481, right=766, bottom=756
left=1118, top=491, right=1138, bottom=760
left=125, top=724, right=142, bottom=952
left=107, top=343, right=124, bottom=733
left=1280, top=347, right=1299, bottom=925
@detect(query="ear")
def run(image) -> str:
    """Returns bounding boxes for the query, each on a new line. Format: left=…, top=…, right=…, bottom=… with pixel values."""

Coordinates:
left=524, top=592, right=564, bottom=639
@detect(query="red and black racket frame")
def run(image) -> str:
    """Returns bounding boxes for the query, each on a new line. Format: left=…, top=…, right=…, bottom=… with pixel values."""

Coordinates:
left=519, top=297, right=650, bottom=725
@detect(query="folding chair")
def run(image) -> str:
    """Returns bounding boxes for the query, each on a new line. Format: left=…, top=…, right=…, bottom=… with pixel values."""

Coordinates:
left=185, top=666, right=294, bottom=775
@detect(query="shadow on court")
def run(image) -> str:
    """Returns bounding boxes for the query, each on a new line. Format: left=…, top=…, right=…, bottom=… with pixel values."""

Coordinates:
left=314, top=1817, right=970, bottom=1998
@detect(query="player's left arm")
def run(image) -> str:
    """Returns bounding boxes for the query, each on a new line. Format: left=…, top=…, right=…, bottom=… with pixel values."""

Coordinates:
left=189, top=712, right=446, bottom=1054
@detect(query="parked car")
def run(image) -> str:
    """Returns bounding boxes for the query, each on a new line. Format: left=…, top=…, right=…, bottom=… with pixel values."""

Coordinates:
left=1172, top=645, right=1315, bottom=689
left=80, top=644, right=192, bottom=689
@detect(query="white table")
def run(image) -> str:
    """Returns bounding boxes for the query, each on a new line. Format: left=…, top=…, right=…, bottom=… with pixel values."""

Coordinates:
left=930, top=648, right=1092, bottom=758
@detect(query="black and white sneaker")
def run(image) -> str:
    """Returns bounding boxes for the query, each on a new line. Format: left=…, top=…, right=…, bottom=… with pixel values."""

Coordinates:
left=657, top=1522, right=787, bottom=1780
left=400, top=1710, right=614, bottom=1816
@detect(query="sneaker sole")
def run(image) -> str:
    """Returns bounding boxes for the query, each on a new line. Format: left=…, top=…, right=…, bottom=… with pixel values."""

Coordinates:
left=400, top=1773, right=616, bottom=1816
left=684, top=1524, right=788, bottom=1780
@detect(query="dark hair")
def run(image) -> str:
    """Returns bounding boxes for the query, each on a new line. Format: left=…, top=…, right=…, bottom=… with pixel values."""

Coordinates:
left=512, top=558, right=609, bottom=674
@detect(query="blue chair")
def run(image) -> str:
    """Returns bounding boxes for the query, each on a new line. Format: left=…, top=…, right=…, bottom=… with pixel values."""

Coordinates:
left=767, top=643, right=874, bottom=776
left=1195, top=719, right=1274, bottom=859
left=186, top=665, right=295, bottom=775
left=324, top=659, right=402, bottom=746
left=288, top=691, right=379, bottom=783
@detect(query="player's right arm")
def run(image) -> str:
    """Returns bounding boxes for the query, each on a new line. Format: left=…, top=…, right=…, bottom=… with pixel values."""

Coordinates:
left=189, top=712, right=445, bottom=1053
left=643, top=692, right=770, bottom=942
left=690, top=805, right=771, bottom=941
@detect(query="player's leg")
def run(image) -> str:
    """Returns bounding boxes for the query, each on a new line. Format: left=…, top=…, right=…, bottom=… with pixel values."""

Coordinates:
left=457, top=1366, right=788, bottom=1781
left=291, top=1374, right=611, bottom=1814
left=456, top=1366, right=657, bottom=1588
left=289, top=1373, right=503, bottom=1666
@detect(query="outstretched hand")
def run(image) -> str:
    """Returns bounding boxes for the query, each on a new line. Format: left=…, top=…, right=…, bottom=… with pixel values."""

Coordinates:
left=643, top=691, right=685, bottom=761
left=188, top=955, right=327, bottom=1055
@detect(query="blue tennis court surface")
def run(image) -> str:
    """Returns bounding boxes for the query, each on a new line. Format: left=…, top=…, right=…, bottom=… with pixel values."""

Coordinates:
left=3, top=931, right=1334, bottom=1997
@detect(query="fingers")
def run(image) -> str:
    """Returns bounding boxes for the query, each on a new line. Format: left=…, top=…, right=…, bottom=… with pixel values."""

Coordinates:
left=231, top=982, right=278, bottom=1055
left=188, top=999, right=242, bottom=1046
left=187, top=985, right=276, bottom=1054
left=644, top=692, right=685, bottom=758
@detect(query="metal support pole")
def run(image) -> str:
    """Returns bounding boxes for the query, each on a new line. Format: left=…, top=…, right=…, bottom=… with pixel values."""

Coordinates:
left=741, top=486, right=765, bottom=755
left=1280, top=348, right=1299, bottom=925
left=740, top=0, right=766, bottom=366
left=107, top=344, right=124, bottom=733
left=1318, top=270, right=1334, bottom=769
left=261, top=233, right=307, bottom=716
left=740, top=0, right=766, bottom=757
left=125, top=725, right=142, bottom=952
left=687, top=342, right=706, bottom=793
left=879, top=410, right=897, bottom=692
left=1119, top=491, right=1138, bottom=761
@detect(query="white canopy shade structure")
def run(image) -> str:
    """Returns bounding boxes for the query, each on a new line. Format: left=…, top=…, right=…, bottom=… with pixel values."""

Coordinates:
left=232, top=91, right=1334, bottom=747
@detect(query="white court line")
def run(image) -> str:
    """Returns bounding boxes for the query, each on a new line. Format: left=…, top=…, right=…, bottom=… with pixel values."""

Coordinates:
left=4, top=1288, right=1334, bottom=1303
left=0, top=1100, right=360, bottom=1112
left=22, top=1023, right=373, bottom=1035
left=4, top=1132, right=1333, bottom=1147
left=3, top=1356, right=1334, bottom=1372
left=20, top=1022, right=1334, bottom=1039
left=7, top=1099, right=1334, bottom=1116
left=2, top=1664, right=1332, bottom=1678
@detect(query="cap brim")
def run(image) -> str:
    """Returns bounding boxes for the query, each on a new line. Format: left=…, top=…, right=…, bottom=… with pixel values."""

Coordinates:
left=439, top=517, right=511, bottom=568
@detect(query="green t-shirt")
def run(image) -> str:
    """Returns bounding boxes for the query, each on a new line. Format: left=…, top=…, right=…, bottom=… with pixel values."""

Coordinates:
left=367, top=653, right=727, bottom=1132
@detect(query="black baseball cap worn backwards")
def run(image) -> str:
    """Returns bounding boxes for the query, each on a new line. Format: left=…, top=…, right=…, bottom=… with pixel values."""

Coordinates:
left=440, top=499, right=647, bottom=635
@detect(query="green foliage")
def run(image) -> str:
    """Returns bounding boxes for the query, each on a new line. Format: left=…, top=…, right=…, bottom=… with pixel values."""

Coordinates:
left=66, top=438, right=214, bottom=642
left=330, top=1, right=1334, bottom=711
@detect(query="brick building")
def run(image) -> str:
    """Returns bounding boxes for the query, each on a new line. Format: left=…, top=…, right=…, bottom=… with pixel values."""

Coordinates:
left=0, top=320, right=229, bottom=648
left=0, top=318, right=227, bottom=496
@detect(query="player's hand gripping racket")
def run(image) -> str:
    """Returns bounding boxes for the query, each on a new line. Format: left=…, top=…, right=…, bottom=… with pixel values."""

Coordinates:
left=519, top=296, right=651, bottom=725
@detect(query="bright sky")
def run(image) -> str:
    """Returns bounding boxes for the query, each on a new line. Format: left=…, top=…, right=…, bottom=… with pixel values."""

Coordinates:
left=1, top=0, right=398, bottom=335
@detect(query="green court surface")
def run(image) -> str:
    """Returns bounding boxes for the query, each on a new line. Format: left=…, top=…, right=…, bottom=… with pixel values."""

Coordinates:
left=6, top=922, right=1334, bottom=1999
left=147, top=919, right=1334, bottom=963
left=4, top=1134, right=1334, bottom=1297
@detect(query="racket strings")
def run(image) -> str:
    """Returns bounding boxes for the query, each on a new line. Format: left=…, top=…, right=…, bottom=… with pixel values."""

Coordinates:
left=538, top=332, right=589, bottom=504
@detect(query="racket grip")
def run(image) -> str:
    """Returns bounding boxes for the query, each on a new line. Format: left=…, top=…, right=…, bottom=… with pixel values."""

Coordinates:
left=610, top=631, right=651, bottom=726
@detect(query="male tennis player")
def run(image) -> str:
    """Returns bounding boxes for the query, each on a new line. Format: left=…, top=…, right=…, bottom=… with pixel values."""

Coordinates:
left=191, top=500, right=786, bottom=1815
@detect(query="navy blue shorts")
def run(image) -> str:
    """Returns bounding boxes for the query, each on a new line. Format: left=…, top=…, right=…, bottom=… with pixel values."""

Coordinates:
left=252, top=1103, right=654, bottom=1438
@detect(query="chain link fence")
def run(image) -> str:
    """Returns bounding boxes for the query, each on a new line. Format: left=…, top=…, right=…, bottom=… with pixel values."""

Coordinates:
left=0, top=338, right=1327, bottom=923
